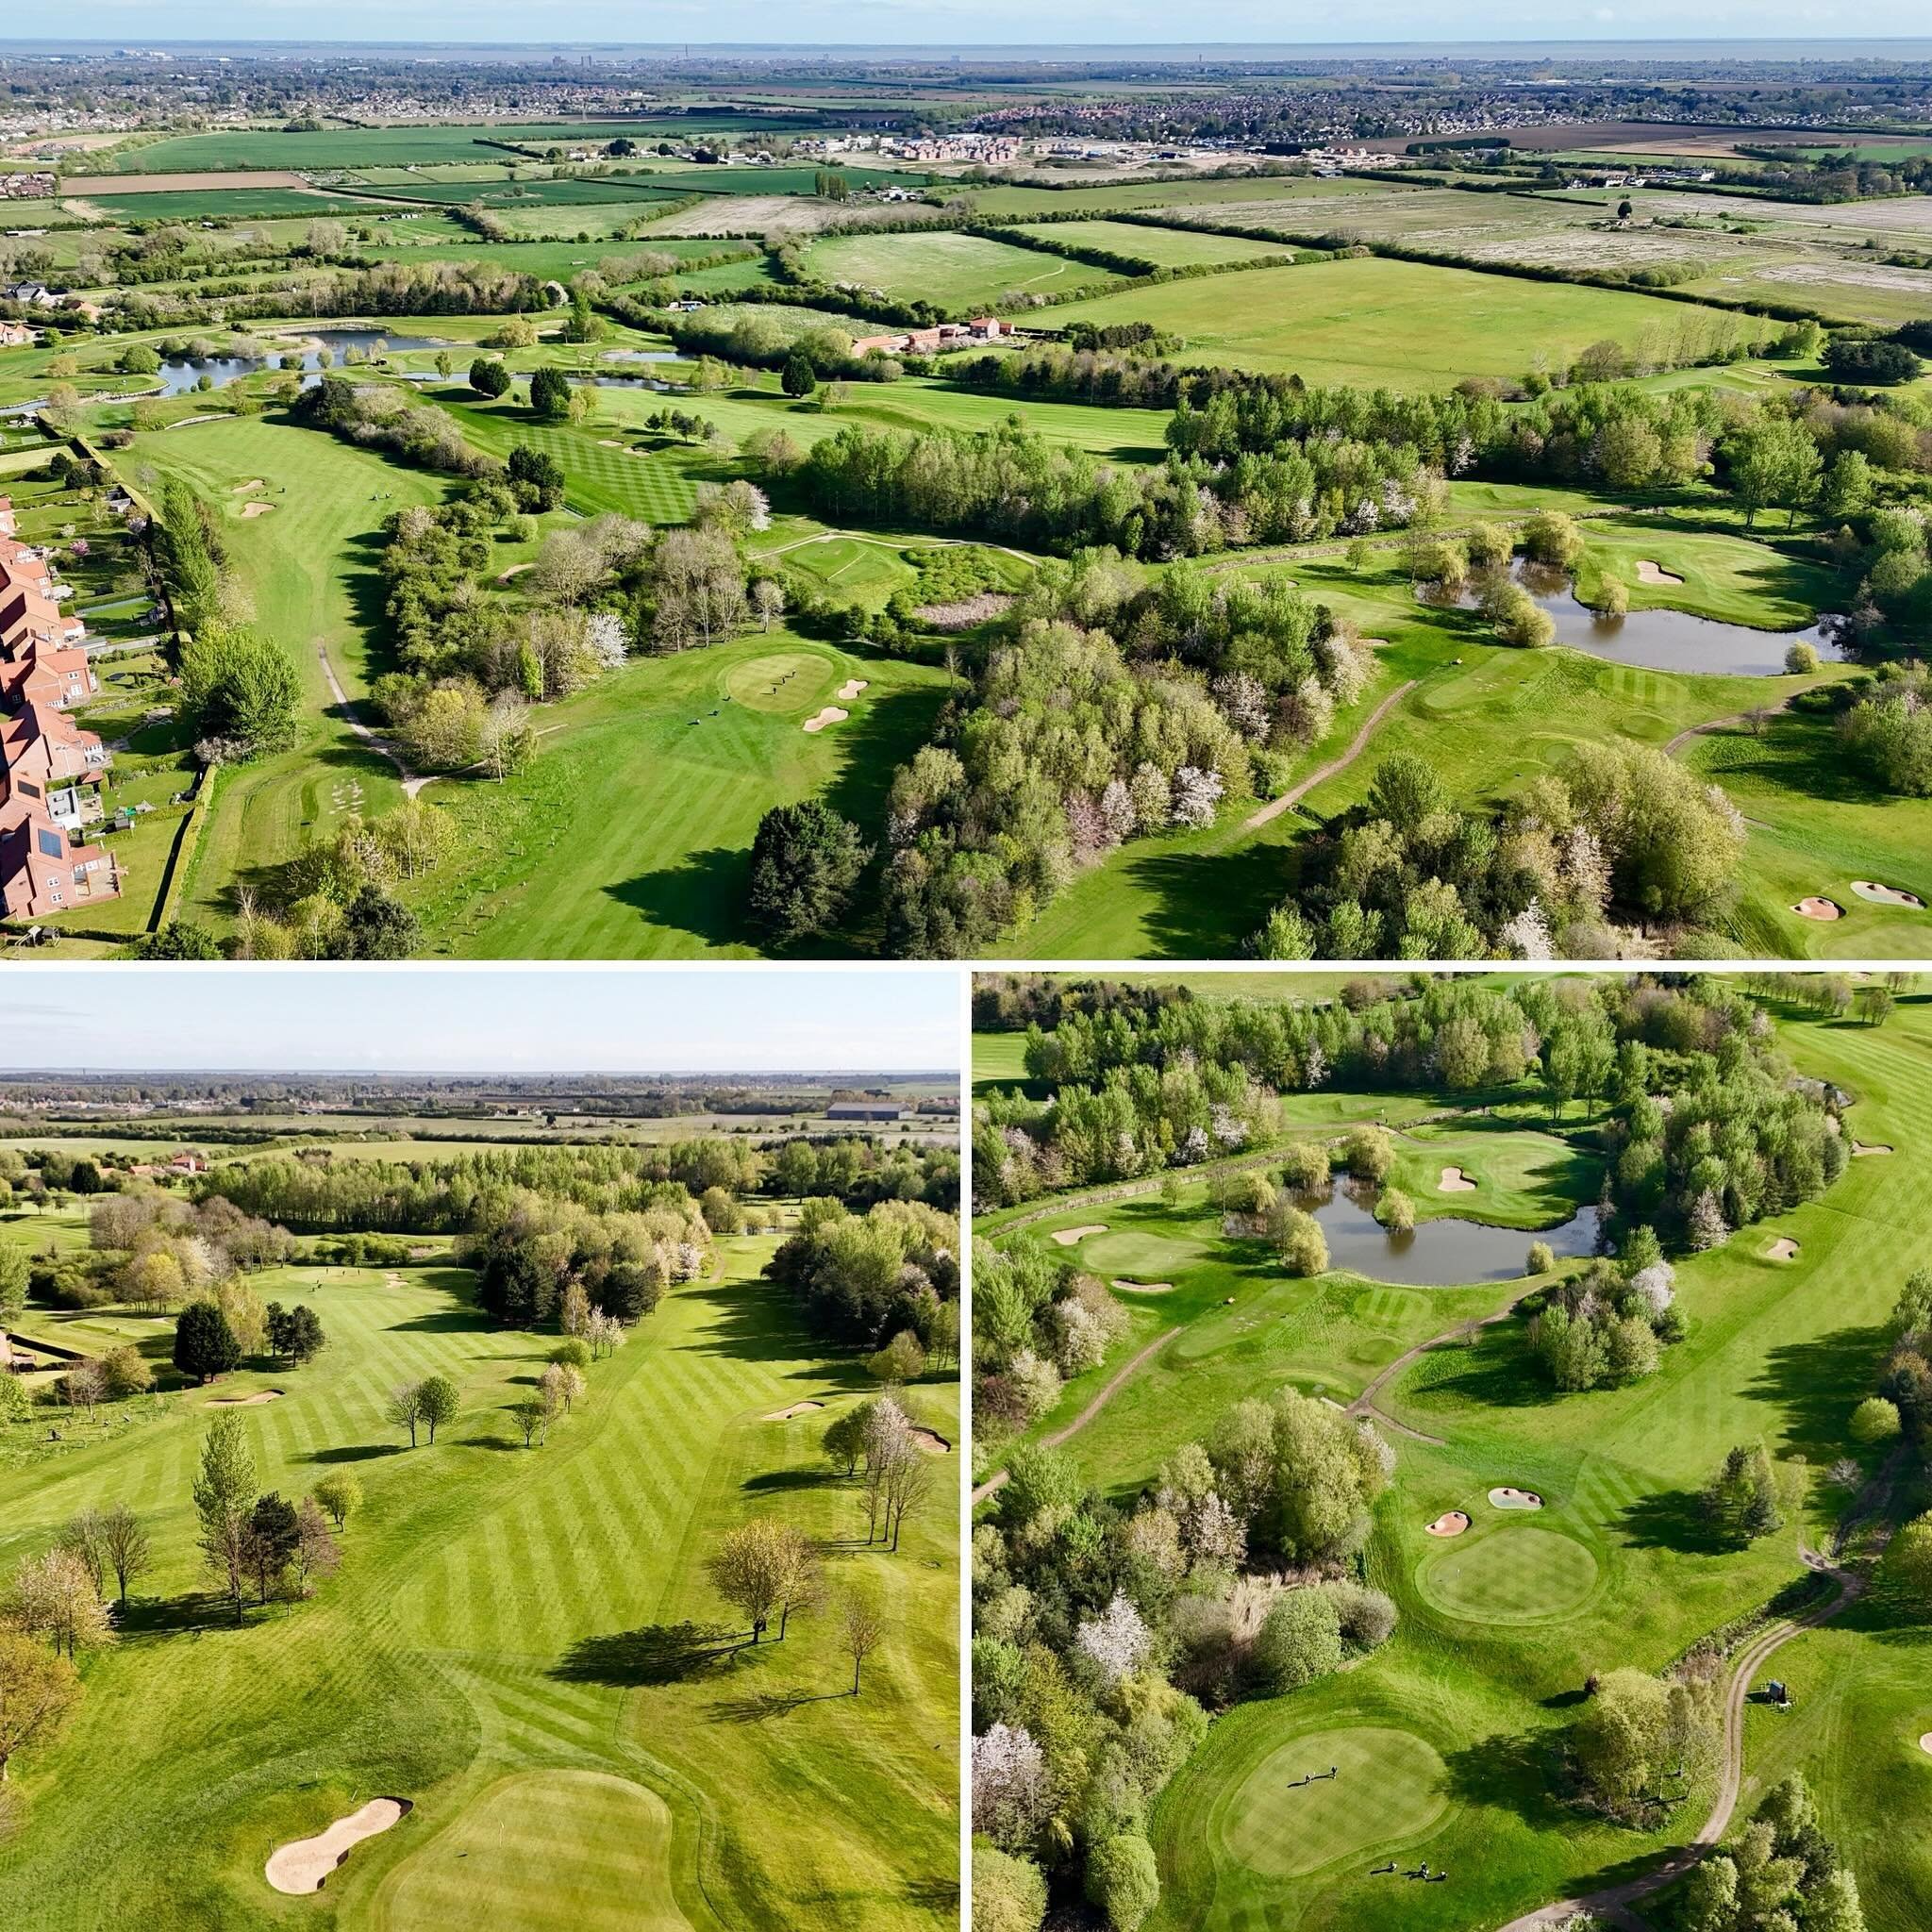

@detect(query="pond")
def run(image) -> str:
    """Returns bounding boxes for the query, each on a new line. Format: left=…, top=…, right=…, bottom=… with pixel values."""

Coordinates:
left=1424, top=561, right=1842, bottom=678
left=1298, top=1179, right=1599, bottom=1287
left=146, top=326, right=457, bottom=397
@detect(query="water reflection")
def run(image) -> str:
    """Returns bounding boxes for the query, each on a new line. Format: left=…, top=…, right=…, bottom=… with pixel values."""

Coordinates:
left=1298, top=1178, right=1599, bottom=1287
left=1423, top=560, right=1840, bottom=678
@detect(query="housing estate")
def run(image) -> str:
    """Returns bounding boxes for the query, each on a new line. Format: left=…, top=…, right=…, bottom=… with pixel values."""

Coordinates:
left=0, top=496, right=118, bottom=922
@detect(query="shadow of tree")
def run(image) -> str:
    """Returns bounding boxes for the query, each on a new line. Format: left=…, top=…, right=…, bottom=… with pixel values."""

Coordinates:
left=1619, top=1487, right=1733, bottom=1557
left=1743, top=1325, right=1892, bottom=1465
left=1441, top=1730, right=1573, bottom=1832
left=741, top=1468, right=832, bottom=1493
left=300, top=1442, right=402, bottom=1464
left=706, top=1686, right=850, bottom=1724
left=553, top=1621, right=748, bottom=1687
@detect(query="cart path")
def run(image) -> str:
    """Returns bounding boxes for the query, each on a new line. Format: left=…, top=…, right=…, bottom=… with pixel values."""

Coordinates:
left=1493, top=1452, right=1903, bottom=1932
left=1243, top=681, right=1418, bottom=830
left=315, top=636, right=433, bottom=798
left=1663, top=696, right=1794, bottom=758
left=972, top=1326, right=1181, bottom=1507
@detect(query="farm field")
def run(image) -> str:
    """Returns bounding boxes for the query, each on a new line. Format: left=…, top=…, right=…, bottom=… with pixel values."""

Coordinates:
left=1012, top=218, right=1296, bottom=266
left=0, top=1230, right=959, bottom=1932
left=802, top=229, right=1116, bottom=307
left=1038, top=256, right=1763, bottom=386
left=972, top=975, right=1932, bottom=1932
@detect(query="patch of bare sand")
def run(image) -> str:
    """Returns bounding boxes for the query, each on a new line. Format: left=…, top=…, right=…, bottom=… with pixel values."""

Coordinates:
left=1854, top=1142, right=1894, bottom=1157
left=1852, top=880, right=1925, bottom=908
left=1051, top=1224, right=1108, bottom=1246
left=802, top=706, right=847, bottom=734
left=1767, top=1237, right=1800, bottom=1261
left=1426, top=1511, right=1471, bottom=1538
left=910, top=1426, right=951, bottom=1455
left=763, top=1400, right=824, bottom=1422
left=1794, top=897, right=1841, bottom=921
left=230, top=477, right=266, bottom=494
left=1111, top=1279, right=1176, bottom=1293
left=1635, top=559, right=1685, bottom=586
left=208, top=1389, right=283, bottom=1407
left=240, top=502, right=275, bottom=519
left=836, top=677, right=869, bottom=701
left=265, top=1798, right=410, bottom=1894
left=1439, top=1165, right=1478, bottom=1192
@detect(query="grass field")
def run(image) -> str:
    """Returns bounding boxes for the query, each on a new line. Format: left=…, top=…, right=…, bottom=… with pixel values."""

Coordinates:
left=981, top=985, right=1932, bottom=1932
left=0, top=1238, right=958, bottom=1931
left=802, top=230, right=1115, bottom=308
left=1039, top=256, right=1761, bottom=388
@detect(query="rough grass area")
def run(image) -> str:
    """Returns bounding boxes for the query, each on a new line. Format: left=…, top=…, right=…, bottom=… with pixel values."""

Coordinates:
left=1016, top=219, right=1295, bottom=267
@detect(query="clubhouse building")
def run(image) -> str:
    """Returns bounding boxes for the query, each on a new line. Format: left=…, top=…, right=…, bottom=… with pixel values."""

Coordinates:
left=0, top=497, right=119, bottom=921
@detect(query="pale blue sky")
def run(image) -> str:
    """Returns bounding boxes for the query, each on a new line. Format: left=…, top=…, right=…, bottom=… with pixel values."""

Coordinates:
left=0, top=968, right=959, bottom=1073
left=28, top=15, right=1932, bottom=47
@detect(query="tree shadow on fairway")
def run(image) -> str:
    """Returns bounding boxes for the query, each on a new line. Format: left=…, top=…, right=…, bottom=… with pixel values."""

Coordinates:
left=1441, top=1730, right=1572, bottom=1831
left=301, top=1442, right=403, bottom=1464
left=706, top=1686, right=851, bottom=1724
left=604, top=843, right=753, bottom=950
left=1114, top=841, right=1295, bottom=958
left=385, top=1307, right=487, bottom=1335
left=116, top=1590, right=254, bottom=1638
left=741, top=1468, right=833, bottom=1494
left=554, top=1620, right=748, bottom=1687
left=1618, top=1488, right=1734, bottom=1557
left=1744, top=1325, right=1891, bottom=1465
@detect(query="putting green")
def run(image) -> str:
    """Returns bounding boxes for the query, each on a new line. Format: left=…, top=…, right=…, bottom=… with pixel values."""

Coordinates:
left=724, top=650, right=835, bottom=714
left=1416, top=1524, right=1600, bottom=1625
left=1221, top=1726, right=1450, bottom=1878
left=1078, top=1228, right=1209, bottom=1279
left=379, top=1769, right=692, bottom=1931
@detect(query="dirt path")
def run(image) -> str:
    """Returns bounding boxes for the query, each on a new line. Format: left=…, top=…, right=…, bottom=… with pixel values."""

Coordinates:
left=314, top=637, right=434, bottom=799
left=1346, top=1288, right=1531, bottom=1439
left=1664, top=697, right=1793, bottom=758
left=1493, top=1456, right=1902, bottom=1932
left=1242, top=681, right=1418, bottom=831
left=972, top=1326, right=1181, bottom=1507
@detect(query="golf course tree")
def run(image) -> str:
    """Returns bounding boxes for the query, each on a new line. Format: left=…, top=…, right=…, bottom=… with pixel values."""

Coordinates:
left=508, top=443, right=564, bottom=510
left=1839, top=663, right=1932, bottom=799
left=192, top=1411, right=257, bottom=1624
left=1701, top=1443, right=1786, bottom=1547
left=763, top=1195, right=959, bottom=1348
left=745, top=800, right=873, bottom=944
left=264, top=1301, right=326, bottom=1367
left=468, top=354, right=511, bottom=397
left=704, top=1519, right=818, bottom=1645
left=385, top=1374, right=462, bottom=1447
left=310, top=1471, right=361, bottom=1532
left=0, top=1629, right=80, bottom=1785
left=466, top=1190, right=709, bottom=1327
left=1524, top=1240, right=1678, bottom=1391
left=841, top=1586, right=883, bottom=1695
left=1676, top=1774, right=1869, bottom=1932
left=1889, top=1510, right=1932, bottom=1609
left=1881, top=1268, right=1931, bottom=1444
left=243, top=1493, right=302, bottom=1604
left=1567, top=1663, right=1721, bottom=1823
left=974, top=1240, right=1131, bottom=1438
left=529, top=364, right=574, bottom=421
left=176, top=624, right=303, bottom=764
left=173, top=1299, right=242, bottom=1384
left=4, top=1550, right=114, bottom=1660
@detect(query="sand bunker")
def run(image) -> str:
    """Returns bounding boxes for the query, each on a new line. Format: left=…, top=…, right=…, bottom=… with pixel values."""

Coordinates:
left=1439, top=1166, right=1478, bottom=1192
left=836, top=678, right=869, bottom=701
left=1921, top=1733, right=1932, bottom=1757
left=1635, top=559, right=1685, bottom=586
left=240, top=501, right=276, bottom=519
left=762, top=1401, right=824, bottom=1422
left=1426, top=1511, right=1471, bottom=1538
left=1489, top=1487, right=1543, bottom=1510
left=1111, top=1279, right=1176, bottom=1293
left=1852, top=880, right=1925, bottom=908
left=266, top=1798, right=411, bottom=1894
left=909, top=1427, right=951, bottom=1455
left=1767, top=1237, right=1800, bottom=1261
left=1854, top=1142, right=1894, bottom=1158
left=802, top=706, right=848, bottom=734
left=1793, top=897, right=1841, bottom=921
left=207, top=1389, right=283, bottom=1407
left=230, top=477, right=266, bottom=493
left=1051, top=1224, right=1108, bottom=1246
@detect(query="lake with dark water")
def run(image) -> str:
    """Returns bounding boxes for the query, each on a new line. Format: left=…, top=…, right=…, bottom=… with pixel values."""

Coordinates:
left=1300, top=1180, right=1599, bottom=1286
